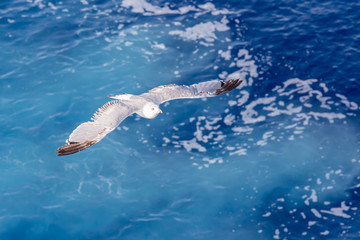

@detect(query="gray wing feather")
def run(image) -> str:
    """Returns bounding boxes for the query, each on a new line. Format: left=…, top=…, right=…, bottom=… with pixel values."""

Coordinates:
left=57, top=101, right=135, bottom=156
left=140, top=79, right=242, bottom=104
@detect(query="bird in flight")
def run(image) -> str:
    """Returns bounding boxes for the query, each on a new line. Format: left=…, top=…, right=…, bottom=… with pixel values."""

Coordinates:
left=57, top=79, right=242, bottom=156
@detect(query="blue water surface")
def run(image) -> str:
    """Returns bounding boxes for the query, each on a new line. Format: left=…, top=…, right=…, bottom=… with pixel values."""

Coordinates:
left=1, top=0, right=360, bottom=239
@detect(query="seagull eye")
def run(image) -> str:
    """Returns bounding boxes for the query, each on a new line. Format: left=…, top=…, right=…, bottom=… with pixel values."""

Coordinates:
left=151, top=107, right=155, bottom=110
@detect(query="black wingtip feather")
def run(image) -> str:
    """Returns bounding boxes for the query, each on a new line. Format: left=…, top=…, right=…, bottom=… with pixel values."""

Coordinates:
left=214, top=79, right=243, bottom=96
left=56, top=140, right=97, bottom=156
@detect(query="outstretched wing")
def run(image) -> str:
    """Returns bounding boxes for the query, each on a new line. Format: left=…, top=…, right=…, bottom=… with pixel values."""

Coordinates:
left=57, top=101, right=136, bottom=156
left=140, top=79, right=242, bottom=104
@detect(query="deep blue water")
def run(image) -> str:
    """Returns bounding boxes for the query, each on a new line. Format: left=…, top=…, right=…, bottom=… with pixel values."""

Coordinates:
left=1, top=0, right=360, bottom=239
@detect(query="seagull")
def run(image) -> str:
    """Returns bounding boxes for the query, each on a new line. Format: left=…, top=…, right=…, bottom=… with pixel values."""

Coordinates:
left=57, top=79, right=242, bottom=156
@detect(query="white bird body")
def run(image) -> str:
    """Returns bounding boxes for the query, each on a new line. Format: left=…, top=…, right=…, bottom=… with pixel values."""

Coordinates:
left=57, top=79, right=242, bottom=156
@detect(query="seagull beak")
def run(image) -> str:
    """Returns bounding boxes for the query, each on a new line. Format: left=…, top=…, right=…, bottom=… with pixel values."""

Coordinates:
left=159, top=109, right=163, bottom=113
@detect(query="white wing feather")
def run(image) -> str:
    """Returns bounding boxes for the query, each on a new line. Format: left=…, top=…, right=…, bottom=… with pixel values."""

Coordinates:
left=57, top=101, right=135, bottom=156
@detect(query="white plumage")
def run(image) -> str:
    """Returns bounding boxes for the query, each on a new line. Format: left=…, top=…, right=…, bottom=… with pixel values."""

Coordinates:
left=57, top=79, right=242, bottom=156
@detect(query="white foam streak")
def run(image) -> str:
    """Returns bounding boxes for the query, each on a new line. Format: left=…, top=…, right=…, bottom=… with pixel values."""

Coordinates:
left=336, top=93, right=359, bottom=110
left=241, top=97, right=276, bottom=124
left=122, top=0, right=179, bottom=15
left=308, top=112, right=346, bottom=123
left=198, top=3, right=232, bottom=16
left=256, top=131, right=274, bottom=146
left=226, top=50, right=258, bottom=87
left=320, top=201, right=351, bottom=219
left=169, top=17, right=229, bottom=45
left=304, top=189, right=318, bottom=206
left=229, top=148, right=247, bottom=156
left=223, top=114, right=236, bottom=126
left=264, top=103, right=302, bottom=117
left=232, top=126, right=253, bottom=135
left=236, top=50, right=258, bottom=80
left=122, top=0, right=232, bottom=17
left=180, top=138, right=206, bottom=152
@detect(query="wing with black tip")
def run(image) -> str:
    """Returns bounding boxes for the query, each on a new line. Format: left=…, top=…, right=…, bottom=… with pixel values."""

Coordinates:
left=140, top=79, right=242, bottom=104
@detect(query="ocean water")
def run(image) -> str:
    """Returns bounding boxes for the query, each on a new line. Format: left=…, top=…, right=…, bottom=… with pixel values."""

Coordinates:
left=1, top=0, right=359, bottom=239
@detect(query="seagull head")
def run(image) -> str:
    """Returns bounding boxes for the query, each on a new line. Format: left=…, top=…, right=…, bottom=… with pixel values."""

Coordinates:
left=142, top=102, right=162, bottom=119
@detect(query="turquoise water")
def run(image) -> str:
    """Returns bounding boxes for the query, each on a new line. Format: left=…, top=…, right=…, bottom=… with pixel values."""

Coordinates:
left=1, top=0, right=360, bottom=239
